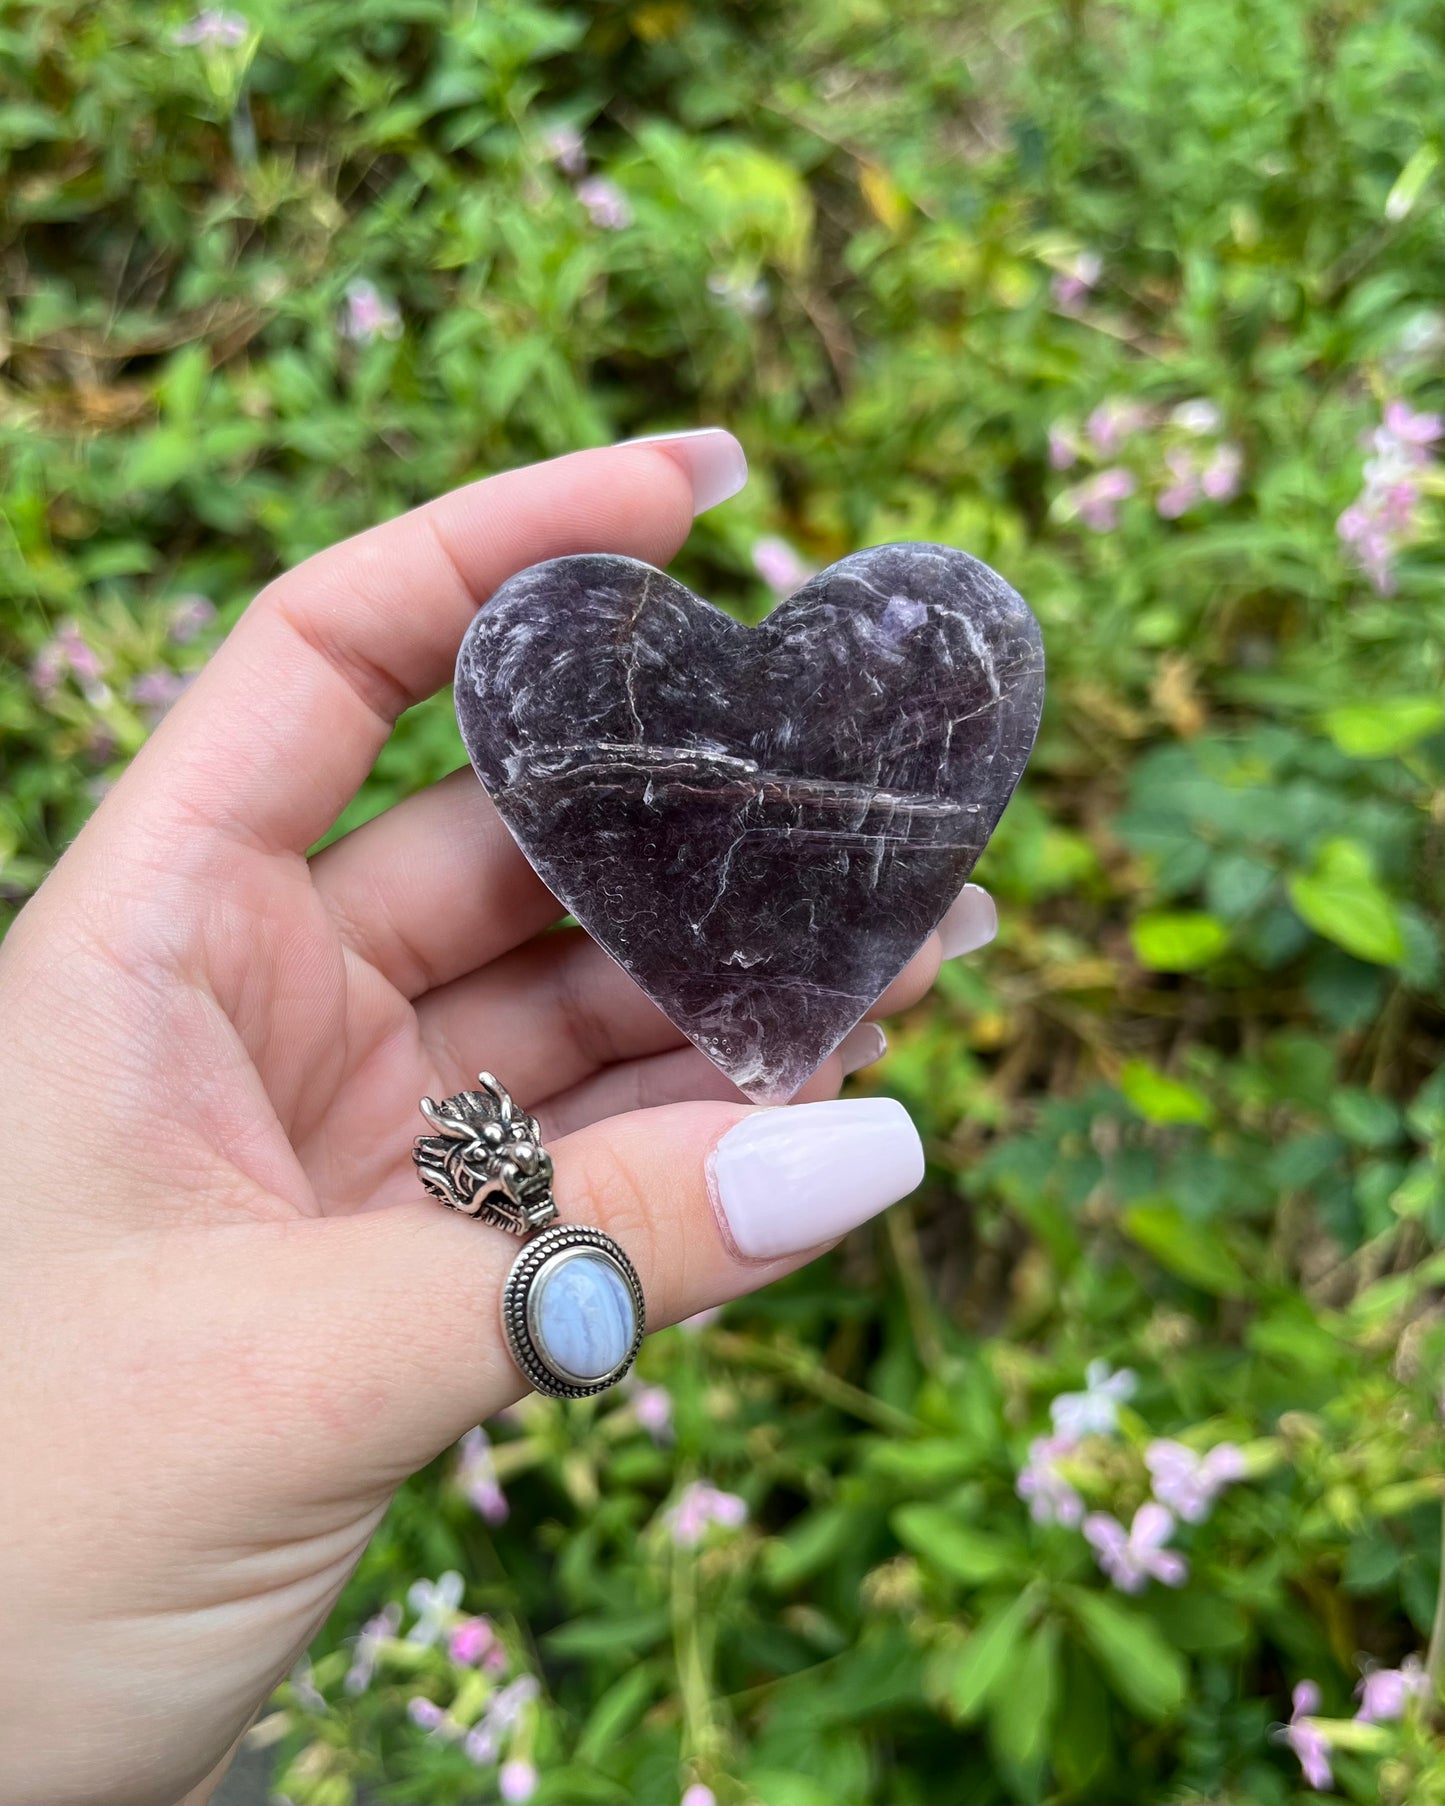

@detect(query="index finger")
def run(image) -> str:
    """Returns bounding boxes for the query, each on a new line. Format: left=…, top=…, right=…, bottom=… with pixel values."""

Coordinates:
left=117, top=432, right=747, bottom=858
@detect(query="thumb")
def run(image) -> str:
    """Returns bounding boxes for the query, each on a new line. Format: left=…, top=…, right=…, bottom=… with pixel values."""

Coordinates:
left=261, top=1095, right=925, bottom=1490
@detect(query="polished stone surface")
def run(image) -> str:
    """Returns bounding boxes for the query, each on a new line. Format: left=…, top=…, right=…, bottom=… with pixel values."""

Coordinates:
left=456, top=543, right=1045, bottom=1102
left=528, top=1251, right=636, bottom=1381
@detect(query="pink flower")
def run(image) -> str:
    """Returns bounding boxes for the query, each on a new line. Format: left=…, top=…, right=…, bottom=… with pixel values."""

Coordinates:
left=172, top=8, right=249, bottom=46
left=1083, top=1503, right=1188, bottom=1593
left=1383, top=399, right=1444, bottom=445
left=1062, top=468, right=1136, bottom=533
left=662, top=1481, right=748, bottom=1548
left=681, top=1787, right=718, bottom=1806
left=576, top=176, right=632, bottom=230
left=1047, top=422, right=1079, bottom=469
left=499, top=1759, right=538, bottom=1803
left=458, top=1425, right=509, bottom=1524
left=1200, top=442, right=1243, bottom=501
left=167, top=594, right=216, bottom=644
left=1086, top=399, right=1151, bottom=456
left=1356, top=1654, right=1429, bottom=1723
left=1279, top=1681, right=1333, bottom=1791
left=1050, top=1360, right=1137, bottom=1437
left=542, top=124, right=587, bottom=177
left=407, top=1695, right=446, bottom=1731
left=129, top=668, right=192, bottom=715
left=1144, top=1439, right=1246, bottom=1523
left=1051, top=251, right=1102, bottom=314
left=1016, top=1433, right=1084, bottom=1527
left=341, top=279, right=402, bottom=344
left=406, top=1570, right=463, bottom=1645
left=632, top=1384, right=674, bottom=1444
left=33, top=621, right=110, bottom=704
left=752, top=535, right=813, bottom=597
left=464, top=1722, right=500, bottom=1763
left=448, top=1616, right=497, bottom=1667
left=344, top=1602, right=401, bottom=1695
left=1339, top=397, right=1443, bottom=591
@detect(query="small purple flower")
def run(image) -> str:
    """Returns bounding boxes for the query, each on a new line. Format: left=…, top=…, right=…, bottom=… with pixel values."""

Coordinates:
left=167, top=594, right=216, bottom=644
left=1086, top=398, right=1151, bottom=456
left=681, top=1787, right=718, bottom=1806
left=1279, top=1681, right=1333, bottom=1791
left=1047, top=422, right=1079, bottom=470
left=1083, top=1503, right=1188, bottom=1593
left=1016, top=1433, right=1084, bottom=1527
left=1200, top=441, right=1243, bottom=501
left=1145, top=1439, right=1246, bottom=1523
left=1051, top=251, right=1102, bottom=314
left=576, top=176, right=632, bottom=230
left=1339, top=397, right=1444, bottom=592
left=448, top=1616, right=497, bottom=1667
left=632, top=1384, right=674, bottom=1445
left=341, top=279, right=402, bottom=345
left=129, top=668, right=192, bottom=715
left=542, top=124, right=587, bottom=177
left=344, top=1602, right=402, bottom=1695
left=489, top=1674, right=541, bottom=1730
left=662, top=1481, right=748, bottom=1548
left=407, top=1695, right=446, bottom=1732
left=172, top=8, right=249, bottom=46
left=1061, top=468, right=1136, bottom=533
left=464, top=1721, right=500, bottom=1763
left=1356, top=1653, right=1428, bottom=1723
left=1383, top=399, right=1444, bottom=445
left=406, top=1570, right=464, bottom=1646
left=289, top=1657, right=327, bottom=1713
left=457, top=1424, right=509, bottom=1524
left=500, top=1759, right=538, bottom=1803
left=752, top=535, right=813, bottom=597
left=1050, top=1360, right=1137, bottom=1437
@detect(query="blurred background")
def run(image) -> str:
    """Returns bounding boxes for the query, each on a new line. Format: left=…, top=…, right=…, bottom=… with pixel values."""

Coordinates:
left=4, top=2, right=1445, bottom=1802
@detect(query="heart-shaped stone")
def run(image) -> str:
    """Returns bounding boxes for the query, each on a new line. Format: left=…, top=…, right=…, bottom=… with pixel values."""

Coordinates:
left=455, top=543, right=1044, bottom=1103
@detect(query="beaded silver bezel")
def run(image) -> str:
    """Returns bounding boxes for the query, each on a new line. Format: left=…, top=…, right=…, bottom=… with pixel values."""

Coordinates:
left=500, top=1224, right=646, bottom=1400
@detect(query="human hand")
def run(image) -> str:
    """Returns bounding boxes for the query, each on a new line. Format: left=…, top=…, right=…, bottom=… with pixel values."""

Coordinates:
left=0, top=436, right=998, bottom=1806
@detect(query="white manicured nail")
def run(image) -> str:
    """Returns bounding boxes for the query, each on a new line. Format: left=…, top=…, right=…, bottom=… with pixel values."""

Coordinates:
left=622, top=427, right=748, bottom=514
left=709, top=1098, right=924, bottom=1262
left=838, top=1021, right=887, bottom=1075
left=938, top=883, right=998, bottom=959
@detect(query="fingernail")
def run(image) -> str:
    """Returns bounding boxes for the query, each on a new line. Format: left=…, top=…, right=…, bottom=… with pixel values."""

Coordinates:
left=937, top=883, right=998, bottom=960
left=708, top=1098, right=924, bottom=1261
left=622, top=427, right=749, bottom=514
left=838, top=1021, right=887, bottom=1075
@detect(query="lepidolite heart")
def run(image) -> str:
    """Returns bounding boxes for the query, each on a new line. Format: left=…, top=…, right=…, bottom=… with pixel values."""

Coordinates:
left=455, top=543, right=1044, bottom=1103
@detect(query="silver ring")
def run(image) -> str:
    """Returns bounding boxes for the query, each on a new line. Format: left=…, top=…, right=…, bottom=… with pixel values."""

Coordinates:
left=413, top=1072, right=645, bottom=1399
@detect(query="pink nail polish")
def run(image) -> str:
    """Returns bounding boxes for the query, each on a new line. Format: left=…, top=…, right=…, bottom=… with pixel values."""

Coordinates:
left=708, top=1098, right=924, bottom=1261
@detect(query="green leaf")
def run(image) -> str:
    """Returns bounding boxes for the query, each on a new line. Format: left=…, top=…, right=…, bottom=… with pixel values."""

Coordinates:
left=1120, top=1202, right=1248, bottom=1295
left=892, top=1506, right=1025, bottom=1586
left=1288, top=839, right=1405, bottom=966
left=1119, top=1058, right=1216, bottom=1126
left=1323, top=697, right=1445, bottom=758
left=1132, top=911, right=1229, bottom=971
left=542, top=1608, right=668, bottom=1657
left=1065, top=1587, right=1187, bottom=1720
left=929, top=1592, right=1033, bottom=1723
left=576, top=1664, right=658, bottom=1763
left=988, top=1618, right=1059, bottom=1774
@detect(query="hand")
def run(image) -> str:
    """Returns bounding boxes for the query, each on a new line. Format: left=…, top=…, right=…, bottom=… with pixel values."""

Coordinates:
left=0, top=437, right=996, bottom=1806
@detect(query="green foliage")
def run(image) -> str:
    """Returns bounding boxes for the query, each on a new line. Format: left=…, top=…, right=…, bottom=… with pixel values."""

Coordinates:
left=4, top=0, right=1445, bottom=1802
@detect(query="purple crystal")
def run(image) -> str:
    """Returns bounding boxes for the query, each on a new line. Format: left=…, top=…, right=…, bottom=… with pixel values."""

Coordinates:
left=455, top=543, right=1044, bottom=1102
